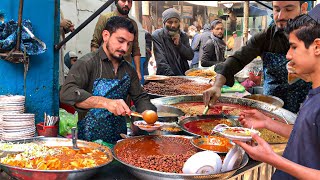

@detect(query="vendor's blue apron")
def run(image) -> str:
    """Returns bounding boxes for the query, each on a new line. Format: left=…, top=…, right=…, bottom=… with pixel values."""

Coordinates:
left=262, top=52, right=311, bottom=113
left=78, top=74, right=131, bottom=144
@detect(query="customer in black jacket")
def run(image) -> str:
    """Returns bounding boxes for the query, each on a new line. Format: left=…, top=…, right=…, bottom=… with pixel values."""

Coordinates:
left=152, top=8, right=194, bottom=76
left=201, top=20, right=226, bottom=67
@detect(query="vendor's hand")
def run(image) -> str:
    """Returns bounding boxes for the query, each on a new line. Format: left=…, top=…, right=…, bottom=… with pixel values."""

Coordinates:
left=172, top=33, right=180, bottom=46
left=105, top=99, right=131, bottom=116
left=238, top=109, right=270, bottom=129
left=234, top=133, right=277, bottom=164
left=203, top=86, right=221, bottom=107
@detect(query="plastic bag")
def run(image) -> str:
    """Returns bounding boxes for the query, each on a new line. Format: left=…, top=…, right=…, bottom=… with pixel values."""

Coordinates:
left=59, top=108, right=78, bottom=137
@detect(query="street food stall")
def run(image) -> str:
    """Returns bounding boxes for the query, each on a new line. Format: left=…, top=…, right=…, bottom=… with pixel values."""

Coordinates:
left=0, top=0, right=299, bottom=179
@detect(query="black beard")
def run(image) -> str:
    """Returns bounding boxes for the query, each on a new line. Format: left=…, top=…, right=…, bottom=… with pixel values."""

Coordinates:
left=106, top=41, right=124, bottom=61
left=116, top=3, right=130, bottom=15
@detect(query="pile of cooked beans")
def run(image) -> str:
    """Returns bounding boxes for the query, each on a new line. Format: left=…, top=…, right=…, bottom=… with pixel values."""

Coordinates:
left=124, top=152, right=195, bottom=173
left=143, top=77, right=211, bottom=96
left=115, top=136, right=198, bottom=173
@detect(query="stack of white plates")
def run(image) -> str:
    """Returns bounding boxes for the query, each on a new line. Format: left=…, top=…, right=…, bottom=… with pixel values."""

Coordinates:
left=2, top=113, right=35, bottom=141
left=0, top=95, right=26, bottom=139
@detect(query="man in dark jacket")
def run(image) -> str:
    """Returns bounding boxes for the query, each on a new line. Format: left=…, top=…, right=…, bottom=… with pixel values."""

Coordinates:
left=203, top=1, right=311, bottom=113
left=201, top=20, right=226, bottom=67
left=152, top=8, right=194, bottom=76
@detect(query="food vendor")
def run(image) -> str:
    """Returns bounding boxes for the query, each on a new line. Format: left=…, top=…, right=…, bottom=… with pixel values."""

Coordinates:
left=60, top=16, right=156, bottom=144
left=203, top=1, right=311, bottom=113
left=235, top=6, right=320, bottom=179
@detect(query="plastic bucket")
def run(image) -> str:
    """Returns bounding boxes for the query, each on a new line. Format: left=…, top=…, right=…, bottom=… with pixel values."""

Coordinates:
left=36, top=122, right=58, bottom=137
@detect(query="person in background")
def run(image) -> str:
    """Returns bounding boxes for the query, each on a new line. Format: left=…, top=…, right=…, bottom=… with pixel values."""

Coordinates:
left=188, top=25, right=198, bottom=45
left=235, top=6, right=320, bottom=179
left=227, top=31, right=237, bottom=51
left=203, top=1, right=311, bottom=113
left=188, top=25, right=201, bottom=68
left=143, top=29, right=152, bottom=75
left=63, top=51, right=78, bottom=78
left=197, top=24, right=212, bottom=66
left=59, top=11, right=75, bottom=86
left=60, top=16, right=156, bottom=144
left=90, top=0, right=142, bottom=80
left=248, top=28, right=252, bottom=40
left=201, top=19, right=226, bottom=67
left=152, top=8, right=194, bottom=76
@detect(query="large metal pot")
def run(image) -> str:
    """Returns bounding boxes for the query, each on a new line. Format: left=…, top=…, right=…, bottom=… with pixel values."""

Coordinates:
left=0, top=137, right=113, bottom=180
left=112, top=135, right=249, bottom=180
left=151, top=95, right=296, bottom=124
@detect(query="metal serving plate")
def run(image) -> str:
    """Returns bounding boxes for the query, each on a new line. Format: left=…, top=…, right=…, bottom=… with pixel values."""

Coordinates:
left=151, top=95, right=296, bottom=124
left=112, top=135, right=249, bottom=180
left=145, top=76, right=212, bottom=99
left=0, top=137, right=113, bottom=180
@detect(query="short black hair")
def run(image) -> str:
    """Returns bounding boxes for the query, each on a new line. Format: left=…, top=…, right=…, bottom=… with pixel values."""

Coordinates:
left=104, top=16, right=136, bottom=36
left=286, top=14, right=320, bottom=48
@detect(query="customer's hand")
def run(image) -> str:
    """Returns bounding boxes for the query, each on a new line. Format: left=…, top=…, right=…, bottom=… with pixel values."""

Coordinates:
left=233, top=133, right=277, bottom=164
left=104, top=99, right=131, bottom=116
left=203, top=86, right=221, bottom=107
left=238, top=109, right=270, bottom=129
left=172, top=33, right=180, bottom=46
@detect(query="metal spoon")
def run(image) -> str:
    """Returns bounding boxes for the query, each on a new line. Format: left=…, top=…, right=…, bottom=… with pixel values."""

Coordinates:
left=71, top=127, right=80, bottom=150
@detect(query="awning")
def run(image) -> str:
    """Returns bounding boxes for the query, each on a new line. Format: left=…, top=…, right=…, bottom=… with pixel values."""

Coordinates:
left=184, top=1, right=218, bottom=7
left=233, top=5, right=269, bottom=17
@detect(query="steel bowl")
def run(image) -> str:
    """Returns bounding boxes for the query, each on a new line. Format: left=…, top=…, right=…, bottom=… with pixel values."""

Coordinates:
left=0, top=137, right=113, bottom=180
left=243, top=94, right=284, bottom=107
left=112, top=135, right=249, bottom=180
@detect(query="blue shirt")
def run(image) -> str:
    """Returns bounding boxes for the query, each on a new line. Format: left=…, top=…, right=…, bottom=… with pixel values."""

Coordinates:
left=272, top=86, right=320, bottom=180
left=191, top=33, right=200, bottom=66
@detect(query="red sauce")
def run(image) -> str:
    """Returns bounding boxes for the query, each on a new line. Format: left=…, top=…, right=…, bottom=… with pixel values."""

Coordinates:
left=184, top=119, right=233, bottom=136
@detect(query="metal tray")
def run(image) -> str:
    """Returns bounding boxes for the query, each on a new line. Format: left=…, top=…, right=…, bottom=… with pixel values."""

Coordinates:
left=112, top=135, right=249, bottom=180
left=0, top=137, right=113, bottom=180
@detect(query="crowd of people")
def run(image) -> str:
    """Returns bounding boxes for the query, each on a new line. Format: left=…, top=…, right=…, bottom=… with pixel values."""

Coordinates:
left=59, top=1, right=320, bottom=179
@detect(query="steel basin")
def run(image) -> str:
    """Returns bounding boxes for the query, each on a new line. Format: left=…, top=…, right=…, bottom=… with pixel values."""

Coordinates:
left=112, top=135, right=249, bottom=180
left=0, top=137, right=113, bottom=180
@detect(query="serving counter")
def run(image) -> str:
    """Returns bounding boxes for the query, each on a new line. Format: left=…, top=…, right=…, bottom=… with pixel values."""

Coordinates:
left=0, top=142, right=286, bottom=180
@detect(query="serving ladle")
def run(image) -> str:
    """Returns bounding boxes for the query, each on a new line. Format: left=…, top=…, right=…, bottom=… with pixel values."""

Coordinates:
left=130, top=110, right=158, bottom=124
